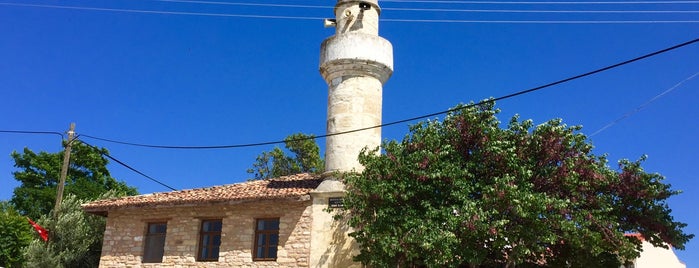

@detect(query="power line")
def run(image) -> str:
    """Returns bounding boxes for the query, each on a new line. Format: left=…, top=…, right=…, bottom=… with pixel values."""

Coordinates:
left=590, top=71, right=699, bottom=137
left=79, top=139, right=178, bottom=191
left=382, top=19, right=699, bottom=23
left=154, top=0, right=699, bottom=14
left=381, top=0, right=699, bottom=4
left=155, top=0, right=331, bottom=9
left=156, top=0, right=699, bottom=6
left=0, top=129, right=177, bottom=191
left=79, top=36, right=699, bottom=149
left=0, top=130, right=65, bottom=138
left=80, top=133, right=292, bottom=149
left=385, top=8, right=699, bottom=14
left=2, top=2, right=699, bottom=23
left=0, top=2, right=325, bottom=20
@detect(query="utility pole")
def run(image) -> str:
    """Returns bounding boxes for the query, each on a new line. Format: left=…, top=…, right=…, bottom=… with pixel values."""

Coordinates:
left=53, top=123, right=75, bottom=218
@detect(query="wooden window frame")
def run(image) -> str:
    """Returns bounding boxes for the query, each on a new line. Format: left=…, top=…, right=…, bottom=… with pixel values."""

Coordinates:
left=253, top=218, right=280, bottom=261
left=197, top=219, right=223, bottom=262
left=142, top=222, right=167, bottom=263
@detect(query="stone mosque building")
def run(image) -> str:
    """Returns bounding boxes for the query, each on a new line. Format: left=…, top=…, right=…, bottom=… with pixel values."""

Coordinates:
left=83, top=0, right=390, bottom=266
left=82, top=0, right=686, bottom=267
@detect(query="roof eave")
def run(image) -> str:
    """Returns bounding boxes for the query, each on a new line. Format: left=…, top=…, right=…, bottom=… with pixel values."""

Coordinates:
left=81, top=194, right=312, bottom=216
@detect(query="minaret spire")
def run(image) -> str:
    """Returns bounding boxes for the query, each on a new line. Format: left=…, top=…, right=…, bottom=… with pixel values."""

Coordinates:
left=320, top=0, right=393, bottom=173
left=309, top=2, right=393, bottom=267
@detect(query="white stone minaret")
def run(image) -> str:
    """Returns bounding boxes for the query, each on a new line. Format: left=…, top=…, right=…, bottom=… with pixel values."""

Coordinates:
left=320, top=0, right=393, bottom=173
left=309, top=1, right=393, bottom=267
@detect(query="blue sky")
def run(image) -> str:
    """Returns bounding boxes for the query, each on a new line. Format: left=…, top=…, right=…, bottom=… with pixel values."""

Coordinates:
left=1, top=0, right=698, bottom=265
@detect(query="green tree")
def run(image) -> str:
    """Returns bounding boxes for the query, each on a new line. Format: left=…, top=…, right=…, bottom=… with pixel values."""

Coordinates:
left=342, top=102, right=692, bottom=267
left=0, top=201, right=32, bottom=268
left=247, top=133, right=324, bottom=180
left=24, top=192, right=120, bottom=268
left=10, top=141, right=138, bottom=219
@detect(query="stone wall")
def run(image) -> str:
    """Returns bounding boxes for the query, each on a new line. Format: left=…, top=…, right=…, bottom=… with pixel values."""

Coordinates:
left=634, top=240, right=686, bottom=268
left=98, top=199, right=312, bottom=267
left=309, top=186, right=360, bottom=268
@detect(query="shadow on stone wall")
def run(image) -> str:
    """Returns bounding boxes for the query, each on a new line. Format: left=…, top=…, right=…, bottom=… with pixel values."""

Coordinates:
left=317, top=216, right=360, bottom=267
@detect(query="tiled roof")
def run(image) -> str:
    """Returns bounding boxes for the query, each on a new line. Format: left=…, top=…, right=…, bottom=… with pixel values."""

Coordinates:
left=82, top=173, right=322, bottom=215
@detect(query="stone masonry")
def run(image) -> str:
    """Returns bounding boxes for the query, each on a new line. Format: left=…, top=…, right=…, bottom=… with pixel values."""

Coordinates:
left=320, top=0, right=393, bottom=173
left=310, top=1, right=392, bottom=266
left=98, top=199, right=312, bottom=267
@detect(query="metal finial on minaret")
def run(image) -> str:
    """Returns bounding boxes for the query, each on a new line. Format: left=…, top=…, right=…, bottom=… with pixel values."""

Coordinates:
left=320, top=0, right=394, bottom=173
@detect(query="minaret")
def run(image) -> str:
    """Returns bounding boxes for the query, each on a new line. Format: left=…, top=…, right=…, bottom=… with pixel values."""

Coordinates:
left=310, top=1, right=393, bottom=267
left=320, top=0, right=393, bottom=172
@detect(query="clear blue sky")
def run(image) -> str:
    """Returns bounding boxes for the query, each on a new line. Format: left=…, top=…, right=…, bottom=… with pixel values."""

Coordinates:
left=2, top=0, right=698, bottom=265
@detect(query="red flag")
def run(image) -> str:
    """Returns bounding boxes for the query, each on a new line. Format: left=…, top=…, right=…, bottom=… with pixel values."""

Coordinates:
left=27, top=217, right=49, bottom=242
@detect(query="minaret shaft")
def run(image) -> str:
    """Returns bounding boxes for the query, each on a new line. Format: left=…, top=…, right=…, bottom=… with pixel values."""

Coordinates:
left=325, top=76, right=383, bottom=171
left=320, top=0, right=393, bottom=172
left=310, top=2, right=393, bottom=267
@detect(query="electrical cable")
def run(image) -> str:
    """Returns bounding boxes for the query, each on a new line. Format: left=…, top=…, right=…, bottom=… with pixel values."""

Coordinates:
left=589, top=71, right=699, bottom=137
left=0, top=130, right=65, bottom=138
left=79, top=36, right=699, bottom=149
left=0, top=2, right=326, bottom=20
left=381, top=19, right=699, bottom=23
left=79, top=139, right=179, bottom=191
left=155, top=0, right=331, bottom=9
left=381, top=0, right=699, bottom=4
left=384, top=8, right=699, bottom=14
left=2, top=2, right=699, bottom=23
left=154, top=0, right=699, bottom=14
left=0, top=130, right=177, bottom=191
left=80, top=133, right=296, bottom=149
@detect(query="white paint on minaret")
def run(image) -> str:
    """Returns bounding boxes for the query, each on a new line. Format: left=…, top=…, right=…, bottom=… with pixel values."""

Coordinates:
left=320, top=0, right=393, bottom=173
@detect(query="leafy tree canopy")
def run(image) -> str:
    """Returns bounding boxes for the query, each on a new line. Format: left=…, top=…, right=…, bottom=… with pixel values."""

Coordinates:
left=342, top=101, right=692, bottom=268
left=10, top=141, right=138, bottom=219
left=0, top=201, right=32, bottom=268
left=24, top=192, right=122, bottom=268
left=247, top=133, right=324, bottom=180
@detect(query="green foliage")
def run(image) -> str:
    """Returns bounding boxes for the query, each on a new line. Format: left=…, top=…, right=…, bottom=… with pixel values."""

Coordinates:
left=24, top=240, right=61, bottom=268
left=24, top=192, right=121, bottom=268
left=0, top=201, right=32, bottom=268
left=247, top=133, right=324, bottom=180
left=342, top=101, right=693, bottom=267
left=10, top=141, right=138, bottom=219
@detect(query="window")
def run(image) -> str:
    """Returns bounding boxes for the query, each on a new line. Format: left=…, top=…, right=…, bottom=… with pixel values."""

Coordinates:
left=253, top=218, right=279, bottom=261
left=143, top=222, right=167, bottom=263
left=198, top=219, right=222, bottom=261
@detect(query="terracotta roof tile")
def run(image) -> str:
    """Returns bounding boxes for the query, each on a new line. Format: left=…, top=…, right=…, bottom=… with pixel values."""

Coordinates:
left=82, top=173, right=322, bottom=214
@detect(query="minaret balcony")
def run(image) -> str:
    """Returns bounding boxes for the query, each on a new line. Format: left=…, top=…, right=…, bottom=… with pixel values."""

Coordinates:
left=319, top=32, right=393, bottom=85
